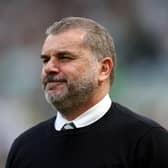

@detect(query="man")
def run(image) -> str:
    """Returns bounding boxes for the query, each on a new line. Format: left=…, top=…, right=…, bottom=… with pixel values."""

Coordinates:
left=6, top=17, right=168, bottom=168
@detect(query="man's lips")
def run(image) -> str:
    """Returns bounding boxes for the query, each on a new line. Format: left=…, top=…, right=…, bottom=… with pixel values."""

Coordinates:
left=45, top=81, right=66, bottom=90
left=43, top=74, right=67, bottom=90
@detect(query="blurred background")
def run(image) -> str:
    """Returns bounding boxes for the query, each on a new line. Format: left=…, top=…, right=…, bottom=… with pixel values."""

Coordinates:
left=0, top=0, right=168, bottom=167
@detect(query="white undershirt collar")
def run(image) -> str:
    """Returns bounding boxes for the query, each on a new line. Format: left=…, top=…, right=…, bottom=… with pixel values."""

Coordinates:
left=55, top=94, right=112, bottom=131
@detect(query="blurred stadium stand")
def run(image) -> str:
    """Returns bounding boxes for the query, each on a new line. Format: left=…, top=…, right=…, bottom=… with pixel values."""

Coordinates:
left=0, top=0, right=168, bottom=167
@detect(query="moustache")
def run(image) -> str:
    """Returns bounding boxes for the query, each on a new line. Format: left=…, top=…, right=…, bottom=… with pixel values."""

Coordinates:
left=43, top=73, right=67, bottom=86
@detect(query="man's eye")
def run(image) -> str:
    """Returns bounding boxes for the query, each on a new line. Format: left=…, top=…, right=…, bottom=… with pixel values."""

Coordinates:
left=40, top=55, right=50, bottom=64
left=42, top=58, right=49, bottom=64
left=61, top=56, right=70, bottom=59
left=59, top=54, right=73, bottom=60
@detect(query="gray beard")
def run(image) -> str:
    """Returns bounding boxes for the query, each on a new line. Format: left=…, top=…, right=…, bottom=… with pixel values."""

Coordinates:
left=44, top=72, right=98, bottom=115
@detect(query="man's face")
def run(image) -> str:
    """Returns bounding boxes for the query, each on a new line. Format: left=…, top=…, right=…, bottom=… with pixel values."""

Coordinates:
left=41, top=29, right=100, bottom=112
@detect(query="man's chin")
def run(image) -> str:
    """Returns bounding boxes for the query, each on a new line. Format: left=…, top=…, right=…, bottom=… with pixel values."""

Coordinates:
left=44, top=92, right=66, bottom=104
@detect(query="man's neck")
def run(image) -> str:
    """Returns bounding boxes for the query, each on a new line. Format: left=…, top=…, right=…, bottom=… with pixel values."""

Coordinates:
left=61, top=92, right=109, bottom=121
left=55, top=94, right=111, bottom=130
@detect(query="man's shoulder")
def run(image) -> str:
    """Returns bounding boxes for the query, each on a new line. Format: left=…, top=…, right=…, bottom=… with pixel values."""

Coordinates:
left=6, top=117, right=56, bottom=167
left=102, top=102, right=167, bottom=145
left=109, top=102, right=163, bottom=130
left=14, top=116, right=55, bottom=145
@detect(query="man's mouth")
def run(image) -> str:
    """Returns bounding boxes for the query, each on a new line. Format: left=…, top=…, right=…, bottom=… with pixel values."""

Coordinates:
left=46, top=81, right=66, bottom=90
left=43, top=74, right=67, bottom=90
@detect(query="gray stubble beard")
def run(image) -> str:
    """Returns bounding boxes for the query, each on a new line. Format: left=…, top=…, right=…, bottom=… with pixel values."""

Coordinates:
left=44, top=67, right=98, bottom=115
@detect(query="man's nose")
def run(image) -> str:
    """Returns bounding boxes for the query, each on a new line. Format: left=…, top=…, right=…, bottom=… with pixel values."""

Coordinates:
left=44, top=58, right=60, bottom=74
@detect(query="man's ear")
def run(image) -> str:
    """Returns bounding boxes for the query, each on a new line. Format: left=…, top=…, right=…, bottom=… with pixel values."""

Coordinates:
left=98, top=57, right=113, bottom=83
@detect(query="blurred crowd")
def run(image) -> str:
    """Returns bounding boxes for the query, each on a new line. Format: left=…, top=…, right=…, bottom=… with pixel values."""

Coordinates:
left=0, top=0, right=168, bottom=167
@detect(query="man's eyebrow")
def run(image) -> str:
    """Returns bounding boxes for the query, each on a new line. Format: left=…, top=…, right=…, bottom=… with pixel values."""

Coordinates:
left=57, top=51, right=72, bottom=56
left=40, top=51, right=78, bottom=59
left=40, top=54, right=49, bottom=58
left=57, top=50, right=78, bottom=58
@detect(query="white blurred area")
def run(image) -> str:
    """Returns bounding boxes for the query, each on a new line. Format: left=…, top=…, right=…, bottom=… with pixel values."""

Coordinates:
left=0, top=0, right=168, bottom=167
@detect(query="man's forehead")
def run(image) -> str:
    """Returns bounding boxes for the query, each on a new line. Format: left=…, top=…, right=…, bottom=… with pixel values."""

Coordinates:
left=42, top=29, right=87, bottom=53
left=47, top=29, right=86, bottom=43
